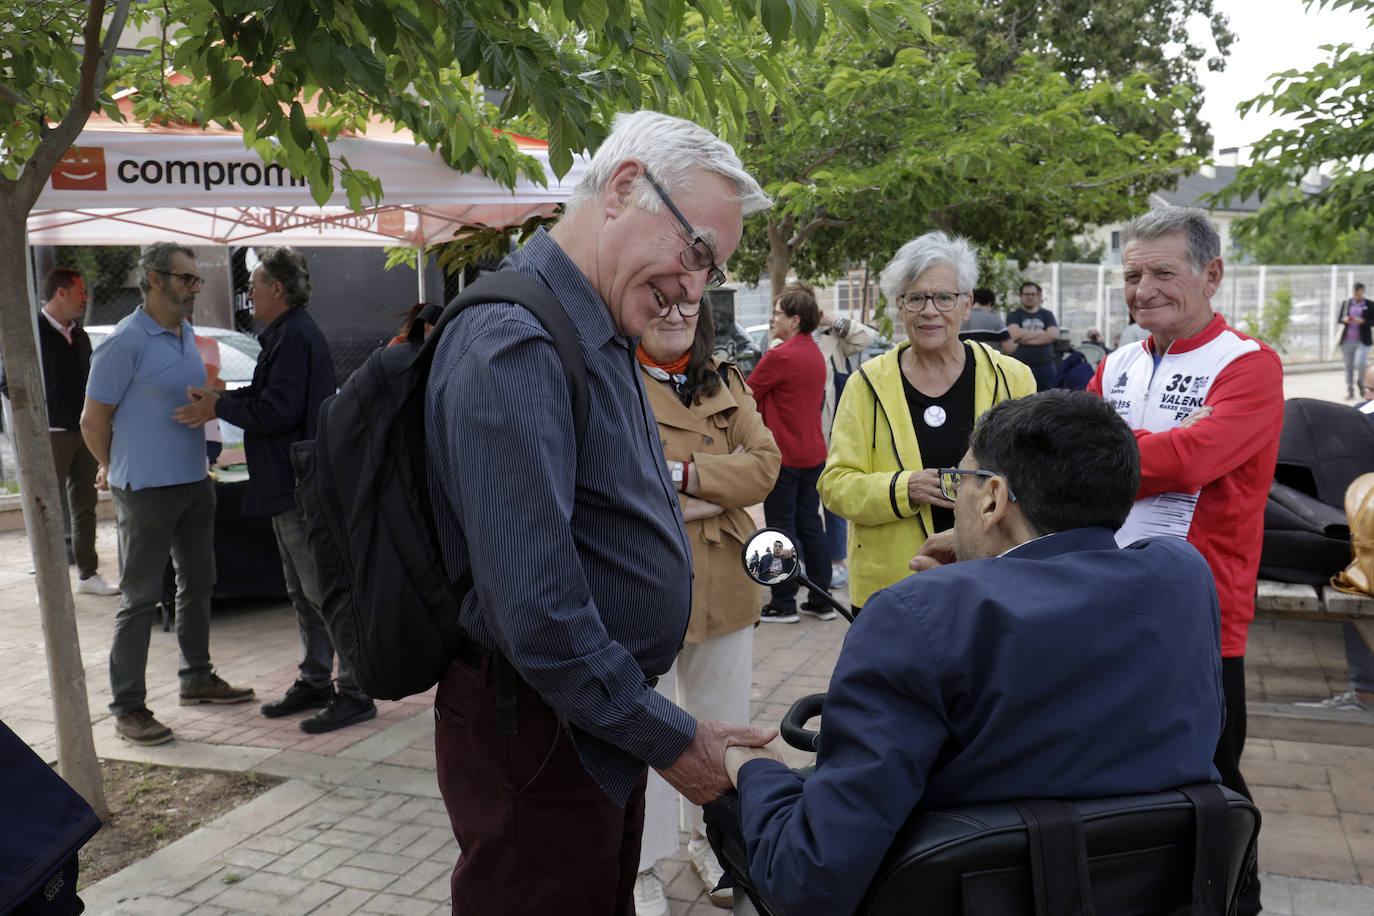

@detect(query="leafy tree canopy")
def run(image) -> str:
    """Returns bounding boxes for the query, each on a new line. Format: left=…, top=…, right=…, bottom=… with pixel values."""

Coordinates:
left=1216, top=0, right=1374, bottom=249
left=1232, top=188, right=1374, bottom=264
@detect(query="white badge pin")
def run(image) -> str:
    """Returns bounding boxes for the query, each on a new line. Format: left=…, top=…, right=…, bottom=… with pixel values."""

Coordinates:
left=923, top=405, right=947, bottom=428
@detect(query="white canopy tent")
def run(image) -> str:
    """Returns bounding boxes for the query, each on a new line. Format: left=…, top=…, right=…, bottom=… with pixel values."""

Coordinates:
left=27, top=118, right=588, bottom=249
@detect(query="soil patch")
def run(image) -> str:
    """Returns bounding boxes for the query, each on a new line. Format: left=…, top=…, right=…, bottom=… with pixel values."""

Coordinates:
left=78, top=758, right=283, bottom=888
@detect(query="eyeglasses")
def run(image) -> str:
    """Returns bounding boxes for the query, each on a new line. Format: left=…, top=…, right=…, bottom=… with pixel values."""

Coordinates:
left=897, top=291, right=963, bottom=313
left=659, top=301, right=700, bottom=319
left=642, top=170, right=726, bottom=290
left=156, top=270, right=204, bottom=289
left=937, top=468, right=1017, bottom=502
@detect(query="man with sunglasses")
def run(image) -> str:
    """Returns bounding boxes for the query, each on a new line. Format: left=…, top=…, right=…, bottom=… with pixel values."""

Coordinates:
left=720, top=392, right=1224, bottom=916
left=82, top=242, right=254, bottom=748
left=424, top=111, right=775, bottom=914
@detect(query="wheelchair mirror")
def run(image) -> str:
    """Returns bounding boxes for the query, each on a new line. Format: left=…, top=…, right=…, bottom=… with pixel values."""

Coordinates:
left=743, top=528, right=799, bottom=586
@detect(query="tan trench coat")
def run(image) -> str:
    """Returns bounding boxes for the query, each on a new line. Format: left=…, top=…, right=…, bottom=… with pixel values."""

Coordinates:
left=643, top=359, right=781, bottom=643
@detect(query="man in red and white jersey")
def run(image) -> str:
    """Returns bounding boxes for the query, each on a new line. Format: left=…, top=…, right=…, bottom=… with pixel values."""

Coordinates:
left=1088, top=206, right=1282, bottom=916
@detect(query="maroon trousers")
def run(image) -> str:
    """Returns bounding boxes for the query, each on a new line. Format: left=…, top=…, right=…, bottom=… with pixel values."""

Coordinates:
left=434, top=657, right=648, bottom=915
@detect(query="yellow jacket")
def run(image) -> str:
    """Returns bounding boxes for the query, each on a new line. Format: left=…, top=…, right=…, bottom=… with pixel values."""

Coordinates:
left=819, top=340, right=1035, bottom=607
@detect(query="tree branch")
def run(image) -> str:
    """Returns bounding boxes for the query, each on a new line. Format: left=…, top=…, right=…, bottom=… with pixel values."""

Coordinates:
left=789, top=209, right=854, bottom=250
left=0, top=84, right=32, bottom=107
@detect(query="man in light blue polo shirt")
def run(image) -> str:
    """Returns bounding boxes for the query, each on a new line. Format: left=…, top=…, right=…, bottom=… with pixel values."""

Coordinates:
left=81, top=242, right=254, bottom=746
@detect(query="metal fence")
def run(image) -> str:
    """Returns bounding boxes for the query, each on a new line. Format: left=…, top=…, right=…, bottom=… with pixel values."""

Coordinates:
left=731, top=263, right=1374, bottom=363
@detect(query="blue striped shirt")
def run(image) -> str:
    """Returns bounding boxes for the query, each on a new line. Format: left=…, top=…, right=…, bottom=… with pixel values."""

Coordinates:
left=424, top=228, right=696, bottom=804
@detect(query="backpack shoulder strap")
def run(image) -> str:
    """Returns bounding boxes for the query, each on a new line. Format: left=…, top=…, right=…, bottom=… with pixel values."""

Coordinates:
left=424, top=270, right=590, bottom=447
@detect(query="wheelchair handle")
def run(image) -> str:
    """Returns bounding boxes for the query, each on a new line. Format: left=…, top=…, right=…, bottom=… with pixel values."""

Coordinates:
left=781, top=693, right=826, bottom=752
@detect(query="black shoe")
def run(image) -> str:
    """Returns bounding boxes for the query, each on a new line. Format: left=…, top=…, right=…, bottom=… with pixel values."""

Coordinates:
left=760, top=605, right=800, bottom=624
left=300, top=693, right=377, bottom=734
left=799, top=601, right=838, bottom=621
left=261, top=680, right=333, bottom=718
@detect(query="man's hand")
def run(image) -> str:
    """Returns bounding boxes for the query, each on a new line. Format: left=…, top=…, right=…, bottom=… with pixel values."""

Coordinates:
left=681, top=496, right=724, bottom=522
left=174, top=386, right=220, bottom=428
left=94, top=464, right=109, bottom=492
left=907, top=468, right=955, bottom=509
left=1179, top=405, right=1213, bottom=428
left=725, top=743, right=786, bottom=787
left=655, top=720, right=778, bottom=805
left=910, top=529, right=956, bottom=572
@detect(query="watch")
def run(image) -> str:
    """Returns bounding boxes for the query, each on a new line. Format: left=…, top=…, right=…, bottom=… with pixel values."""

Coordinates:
left=669, top=461, right=684, bottom=486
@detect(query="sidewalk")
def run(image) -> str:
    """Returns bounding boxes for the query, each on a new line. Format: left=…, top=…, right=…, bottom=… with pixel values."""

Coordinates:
left=4, top=366, right=1374, bottom=914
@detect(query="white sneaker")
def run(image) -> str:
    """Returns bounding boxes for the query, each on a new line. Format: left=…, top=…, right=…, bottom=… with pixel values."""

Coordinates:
left=831, top=563, right=849, bottom=589
left=76, top=574, right=120, bottom=596
left=689, top=837, right=733, bottom=908
left=1295, top=690, right=1374, bottom=712
left=633, top=867, right=668, bottom=916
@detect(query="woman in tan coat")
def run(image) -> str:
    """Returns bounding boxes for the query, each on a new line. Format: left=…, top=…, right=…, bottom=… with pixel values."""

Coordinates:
left=633, top=300, right=780, bottom=914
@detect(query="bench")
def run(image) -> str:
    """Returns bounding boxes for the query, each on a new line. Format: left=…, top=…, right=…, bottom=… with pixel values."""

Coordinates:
left=1254, top=579, right=1374, bottom=650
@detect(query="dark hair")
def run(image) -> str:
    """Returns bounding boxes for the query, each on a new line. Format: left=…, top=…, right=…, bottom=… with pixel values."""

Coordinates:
left=43, top=268, right=82, bottom=302
left=972, top=287, right=995, bottom=307
left=256, top=246, right=312, bottom=308
left=139, top=242, right=196, bottom=294
left=775, top=282, right=820, bottom=334
left=969, top=390, right=1139, bottom=535
left=394, top=303, right=433, bottom=340
left=1357, top=283, right=1366, bottom=292
left=1019, top=281, right=1042, bottom=295
left=677, top=302, right=723, bottom=405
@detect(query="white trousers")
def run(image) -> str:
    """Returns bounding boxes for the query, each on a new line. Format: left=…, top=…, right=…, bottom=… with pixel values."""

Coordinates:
left=638, top=624, right=755, bottom=871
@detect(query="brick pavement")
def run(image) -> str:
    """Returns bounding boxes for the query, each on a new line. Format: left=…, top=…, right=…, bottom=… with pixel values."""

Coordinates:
left=5, top=366, right=1374, bottom=913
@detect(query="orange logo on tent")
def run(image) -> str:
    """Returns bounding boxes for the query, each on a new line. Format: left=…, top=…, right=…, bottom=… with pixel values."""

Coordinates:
left=377, top=209, right=406, bottom=235
left=52, top=146, right=108, bottom=191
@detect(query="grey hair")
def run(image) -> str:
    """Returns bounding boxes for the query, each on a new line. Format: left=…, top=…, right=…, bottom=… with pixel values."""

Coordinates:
left=256, top=246, right=312, bottom=309
left=138, top=242, right=196, bottom=294
left=564, top=110, right=772, bottom=218
left=879, top=231, right=979, bottom=303
left=1121, top=206, right=1220, bottom=274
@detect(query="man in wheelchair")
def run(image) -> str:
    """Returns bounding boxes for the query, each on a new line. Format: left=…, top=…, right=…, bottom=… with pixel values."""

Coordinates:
left=721, top=391, right=1227, bottom=916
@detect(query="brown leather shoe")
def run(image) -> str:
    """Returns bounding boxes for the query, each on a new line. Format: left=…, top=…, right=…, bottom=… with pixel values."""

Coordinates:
left=179, top=672, right=255, bottom=706
left=115, top=708, right=173, bottom=746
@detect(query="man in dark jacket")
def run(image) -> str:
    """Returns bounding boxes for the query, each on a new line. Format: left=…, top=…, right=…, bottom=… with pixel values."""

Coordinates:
left=175, top=246, right=373, bottom=733
left=2, top=270, right=119, bottom=595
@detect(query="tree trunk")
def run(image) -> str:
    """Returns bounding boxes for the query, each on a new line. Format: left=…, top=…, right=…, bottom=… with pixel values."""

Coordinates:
left=0, top=205, right=109, bottom=819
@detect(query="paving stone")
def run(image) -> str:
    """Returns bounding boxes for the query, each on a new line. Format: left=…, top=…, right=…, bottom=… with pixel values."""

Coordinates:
left=219, top=846, right=280, bottom=870
left=208, top=883, right=292, bottom=913
left=398, top=827, right=455, bottom=862
left=314, top=827, right=383, bottom=850
left=263, top=840, right=333, bottom=876
left=345, top=850, right=419, bottom=876
left=354, top=891, right=439, bottom=915
left=1260, top=810, right=1359, bottom=883
left=328, top=865, right=396, bottom=892
left=304, top=886, right=375, bottom=915
left=1254, top=784, right=1339, bottom=816
left=382, top=857, right=452, bottom=897
left=297, top=845, right=359, bottom=881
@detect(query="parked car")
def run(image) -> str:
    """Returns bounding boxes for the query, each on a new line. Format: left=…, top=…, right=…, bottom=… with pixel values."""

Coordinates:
left=85, top=324, right=260, bottom=448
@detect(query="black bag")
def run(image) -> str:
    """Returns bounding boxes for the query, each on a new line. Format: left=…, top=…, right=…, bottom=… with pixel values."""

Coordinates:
left=0, top=719, right=101, bottom=915
left=291, top=271, right=589, bottom=700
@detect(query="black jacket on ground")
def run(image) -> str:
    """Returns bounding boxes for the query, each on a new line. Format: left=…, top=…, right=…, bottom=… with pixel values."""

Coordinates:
left=216, top=306, right=336, bottom=517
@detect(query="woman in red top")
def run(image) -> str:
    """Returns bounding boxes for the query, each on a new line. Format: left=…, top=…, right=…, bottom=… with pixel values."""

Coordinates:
left=748, top=282, right=834, bottom=622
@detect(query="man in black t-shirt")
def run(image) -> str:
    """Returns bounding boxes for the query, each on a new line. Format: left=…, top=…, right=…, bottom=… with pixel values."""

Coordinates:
left=1006, top=281, right=1058, bottom=391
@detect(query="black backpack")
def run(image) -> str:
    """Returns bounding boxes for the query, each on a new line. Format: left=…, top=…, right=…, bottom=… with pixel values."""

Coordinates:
left=290, top=271, right=589, bottom=700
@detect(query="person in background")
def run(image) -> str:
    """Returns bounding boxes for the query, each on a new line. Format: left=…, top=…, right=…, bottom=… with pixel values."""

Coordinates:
left=176, top=246, right=373, bottom=735
left=1336, top=282, right=1370, bottom=399
left=1116, top=300, right=1150, bottom=349
left=815, top=309, right=874, bottom=590
left=749, top=283, right=834, bottom=622
left=632, top=297, right=780, bottom=914
left=1006, top=281, right=1059, bottom=390
left=387, top=302, right=435, bottom=347
left=82, top=242, right=255, bottom=747
left=819, top=231, right=1034, bottom=614
left=1088, top=205, right=1283, bottom=916
left=0, top=269, right=119, bottom=596
left=959, top=287, right=1016, bottom=355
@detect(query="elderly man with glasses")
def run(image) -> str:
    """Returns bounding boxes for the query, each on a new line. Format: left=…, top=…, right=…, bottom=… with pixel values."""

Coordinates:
left=720, top=391, right=1225, bottom=916
left=423, top=110, right=776, bottom=915
left=81, top=242, right=254, bottom=747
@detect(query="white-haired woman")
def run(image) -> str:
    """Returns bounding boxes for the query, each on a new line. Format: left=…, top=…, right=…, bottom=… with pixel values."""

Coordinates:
left=818, top=231, right=1035, bottom=612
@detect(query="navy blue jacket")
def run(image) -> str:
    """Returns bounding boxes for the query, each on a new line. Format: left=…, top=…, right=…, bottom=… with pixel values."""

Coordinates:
left=736, top=528, right=1225, bottom=916
left=216, top=307, right=335, bottom=517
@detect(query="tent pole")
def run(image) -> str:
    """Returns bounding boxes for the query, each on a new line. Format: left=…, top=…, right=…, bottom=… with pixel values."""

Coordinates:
left=416, top=247, right=427, bottom=303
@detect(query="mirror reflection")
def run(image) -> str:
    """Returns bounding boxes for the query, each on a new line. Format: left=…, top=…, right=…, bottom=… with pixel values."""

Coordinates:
left=744, top=529, right=798, bottom=586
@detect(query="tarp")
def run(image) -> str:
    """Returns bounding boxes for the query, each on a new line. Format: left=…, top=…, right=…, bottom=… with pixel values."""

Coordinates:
left=27, top=111, right=587, bottom=248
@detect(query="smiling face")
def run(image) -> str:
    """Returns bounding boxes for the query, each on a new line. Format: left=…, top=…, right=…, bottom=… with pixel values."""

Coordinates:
left=594, top=165, right=743, bottom=338
left=50, top=277, right=88, bottom=324
left=639, top=303, right=699, bottom=362
left=900, top=264, right=970, bottom=355
left=1122, top=232, right=1221, bottom=352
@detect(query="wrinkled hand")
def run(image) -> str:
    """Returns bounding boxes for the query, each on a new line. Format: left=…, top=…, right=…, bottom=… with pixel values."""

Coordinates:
left=656, top=720, right=778, bottom=805
left=910, top=529, right=956, bottom=572
left=725, top=743, right=786, bottom=787
left=173, top=386, right=220, bottom=428
left=1179, top=405, right=1212, bottom=428
left=907, top=468, right=955, bottom=509
left=94, top=464, right=108, bottom=492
